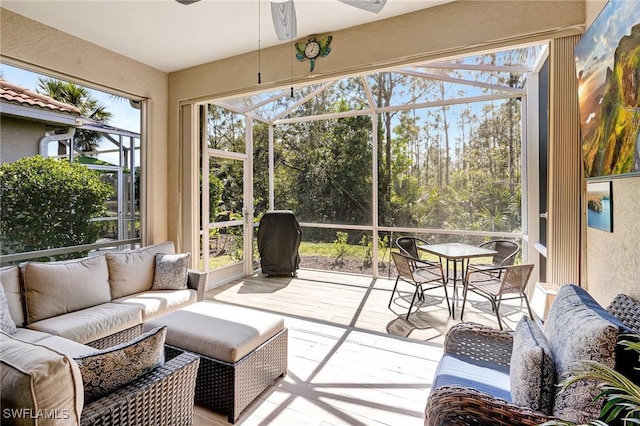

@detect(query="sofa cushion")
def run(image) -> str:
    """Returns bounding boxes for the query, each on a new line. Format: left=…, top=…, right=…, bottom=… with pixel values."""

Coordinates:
left=152, top=253, right=190, bottom=290
left=0, top=283, right=17, bottom=334
left=11, top=327, right=52, bottom=343
left=544, top=284, right=638, bottom=423
left=1, top=265, right=25, bottom=327
left=37, top=336, right=95, bottom=358
left=23, top=256, right=111, bottom=323
left=112, top=289, right=197, bottom=321
left=510, top=317, right=555, bottom=414
left=27, top=303, right=143, bottom=344
left=431, top=353, right=511, bottom=402
left=106, top=241, right=175, bottom=299
left=74, top=326, right=166, bottom=402
left=0, top=332, right=84, bottom=425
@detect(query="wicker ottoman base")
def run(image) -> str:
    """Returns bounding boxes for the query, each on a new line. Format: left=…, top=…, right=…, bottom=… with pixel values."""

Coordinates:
left=166, top=328, right=287, bottom=423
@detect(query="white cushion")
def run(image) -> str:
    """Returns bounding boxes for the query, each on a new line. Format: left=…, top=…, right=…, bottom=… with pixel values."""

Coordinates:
left=106, top=241, right=175, bottom=299
left=0, top=332, right=84, bottom=425
left=112, top=289, right=197, bottom=321
left=143, top=301, right=285, bottom=363
left=27, top=303, right=142, bottom=344
left=38, top=336, right=96, bottom=358
left=1, top=265, right=25, bottom=327
left=0, top=283, right=17, bottom=334
left=12, top=327, right=52, bottom=343
left=23, top=256, right=111, bottom=323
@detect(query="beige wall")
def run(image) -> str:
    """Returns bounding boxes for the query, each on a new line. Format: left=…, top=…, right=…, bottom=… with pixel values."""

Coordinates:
left=585, top=177, right=640, bottom=304
left=0, top=117, right=45, bottom=163
left=580, top=0, right=640, bottom=305
left=167, top=0, right=585, bottom=253
left=0, top=8, right=169, bottom=245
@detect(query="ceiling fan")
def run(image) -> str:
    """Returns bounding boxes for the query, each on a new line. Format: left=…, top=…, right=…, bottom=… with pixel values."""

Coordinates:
left=176, top=0, right=387, bottom=41
left=270, top=0, right=387, bottom=41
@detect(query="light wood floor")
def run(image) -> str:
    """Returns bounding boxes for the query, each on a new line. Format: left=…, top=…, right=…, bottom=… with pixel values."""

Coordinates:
left=194, top=268, right=530, bottom=425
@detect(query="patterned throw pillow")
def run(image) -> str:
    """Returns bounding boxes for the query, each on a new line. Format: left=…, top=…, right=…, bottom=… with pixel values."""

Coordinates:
left=0, top=283, right=17, bottom=335
left=151, top=253, right=190, bottom=290
left=74, top=326, right=166, bottom=402
left=510, top=317, right=555, bottom=414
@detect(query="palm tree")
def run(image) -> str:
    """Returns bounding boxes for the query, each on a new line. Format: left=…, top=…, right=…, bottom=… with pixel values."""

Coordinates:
left=37, top=78, right=113, bottom=153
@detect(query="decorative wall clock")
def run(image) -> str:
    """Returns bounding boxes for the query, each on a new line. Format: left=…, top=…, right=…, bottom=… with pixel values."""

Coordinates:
left=295, top=35, right=332, bottom=72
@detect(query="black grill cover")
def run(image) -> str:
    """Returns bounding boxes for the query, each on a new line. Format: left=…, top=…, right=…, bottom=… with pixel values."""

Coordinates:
left=257, top=210, right=301, bottom=276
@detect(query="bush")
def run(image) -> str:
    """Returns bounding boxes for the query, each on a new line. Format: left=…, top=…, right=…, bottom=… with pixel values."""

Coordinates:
left=0, top=156, right=112, bottom=258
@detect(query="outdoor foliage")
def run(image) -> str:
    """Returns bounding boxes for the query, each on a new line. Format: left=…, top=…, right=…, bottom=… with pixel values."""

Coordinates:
left=0, top=156, right=112, bottom=259
left=542, top=339, right=640, bottom=426
left=205, top=49, right=534, bottom=259
left=37, top=78, right=113, bottom=153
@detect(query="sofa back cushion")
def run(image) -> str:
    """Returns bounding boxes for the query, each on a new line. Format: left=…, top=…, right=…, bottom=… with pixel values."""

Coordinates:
left=510, top=317, right=555, bottom=414
left=1, top=265, right=25, bottom=327
left=0, top=331, right=84, bottom=425
left=23, top=255, right=111, bottom=324
left=106, top=241, right=175, bottom=299
left=544, top=284, right=638, bottom=424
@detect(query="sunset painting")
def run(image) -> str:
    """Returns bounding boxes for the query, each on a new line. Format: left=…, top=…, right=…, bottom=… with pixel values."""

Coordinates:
left=574, top=0, right=640, bottom=178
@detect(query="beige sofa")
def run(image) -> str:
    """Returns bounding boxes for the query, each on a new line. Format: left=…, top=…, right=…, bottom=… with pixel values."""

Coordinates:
left=0, top=241, right=206, bottom=425
left=1, top=241, right=206, bottom=348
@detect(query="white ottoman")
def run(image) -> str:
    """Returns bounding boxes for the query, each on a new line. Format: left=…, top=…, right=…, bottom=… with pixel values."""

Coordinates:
left=144, top=301, right=288, bottom=423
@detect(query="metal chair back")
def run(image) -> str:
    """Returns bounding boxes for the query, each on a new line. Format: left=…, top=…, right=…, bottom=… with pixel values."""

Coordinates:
left=396, top=236, right=428, bottom=259
left=499, top=264, right=534, bottom=294
left=479, top=239, right=519, bottom=267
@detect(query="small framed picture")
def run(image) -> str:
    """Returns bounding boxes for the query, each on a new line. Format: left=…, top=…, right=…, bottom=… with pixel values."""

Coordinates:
left=586, top=181, right=613, bottom=232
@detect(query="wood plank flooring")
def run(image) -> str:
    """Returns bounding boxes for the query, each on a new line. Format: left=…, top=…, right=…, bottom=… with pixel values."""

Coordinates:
left=194, top=269, right=530, bottom=425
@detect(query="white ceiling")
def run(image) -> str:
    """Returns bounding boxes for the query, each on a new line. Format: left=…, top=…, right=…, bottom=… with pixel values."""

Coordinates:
left=2, top=0, right=455, bottom=73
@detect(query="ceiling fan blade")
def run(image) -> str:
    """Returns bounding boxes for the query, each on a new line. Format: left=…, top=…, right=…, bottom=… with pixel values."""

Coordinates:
left=338, top=0, right=387, bottom=14
left=271, top=0, right=297, bottom=41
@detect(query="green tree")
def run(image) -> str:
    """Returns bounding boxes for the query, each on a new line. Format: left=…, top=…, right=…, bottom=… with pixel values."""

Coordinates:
left=37, top=78, right=113, bottom=153
left=0, top=156, right=112, bottom=259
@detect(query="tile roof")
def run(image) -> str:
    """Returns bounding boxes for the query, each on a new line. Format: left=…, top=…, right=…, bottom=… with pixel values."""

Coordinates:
left=0, top=79, right=80, bottom=115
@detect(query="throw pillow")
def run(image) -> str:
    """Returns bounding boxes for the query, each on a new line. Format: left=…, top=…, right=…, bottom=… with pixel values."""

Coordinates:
left=510, top=317, right=555, bottom=414
left=0, top=283, right=17, bottom=335
left=151, top=253, right=190, bottom=290
left=544, top=284, right=638, bottom=423
left=74, top=326, right=166, bottom=402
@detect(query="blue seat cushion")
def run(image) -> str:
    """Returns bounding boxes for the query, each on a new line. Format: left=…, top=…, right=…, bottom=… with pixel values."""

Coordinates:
left=431, top=353, right=511, bottom=402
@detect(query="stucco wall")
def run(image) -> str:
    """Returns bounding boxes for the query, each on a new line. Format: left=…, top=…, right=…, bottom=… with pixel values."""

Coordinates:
left=0, top=117, right=44, bottom=163
left=0, top=8, right=169, bottom=244
left=585, top=177, right=640, bottom=304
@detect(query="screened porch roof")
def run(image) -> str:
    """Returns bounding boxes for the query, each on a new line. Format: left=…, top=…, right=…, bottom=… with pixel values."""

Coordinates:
left=215, top=43, right=547, bottom=124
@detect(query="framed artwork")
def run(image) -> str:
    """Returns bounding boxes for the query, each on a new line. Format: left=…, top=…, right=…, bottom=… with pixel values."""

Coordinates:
left=574, top=0, right=640, bottom=178
left=586, top=181, right=613, bottom=232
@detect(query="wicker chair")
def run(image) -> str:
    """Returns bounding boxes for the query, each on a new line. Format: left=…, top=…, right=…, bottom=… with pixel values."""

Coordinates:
left=466, top=240, right=519, bottom=278
left=425, top=291, right=640, bottom=426
left=81, top=351, right=200, bottom=425
left=389, top=251, right=450, bottom=320
left=424, top=323, right=553, bottom=426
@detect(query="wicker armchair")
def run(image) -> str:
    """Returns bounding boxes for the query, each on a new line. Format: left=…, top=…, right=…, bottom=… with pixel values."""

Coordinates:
left=81, top=351, right=200, bottom=425
left=425, top=292, right=640, bottom=426
left=424, top=322, right=555, bottom=426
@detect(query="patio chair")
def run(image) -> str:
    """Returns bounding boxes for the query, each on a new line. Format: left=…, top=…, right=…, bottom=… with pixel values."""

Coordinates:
left=389, top=251, right=451, bottom=320
left=460, top=263, right=534, bottom=330
left=466, top=239, right=519, bottom=278
left=395, top=236, right=437, bottom=271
